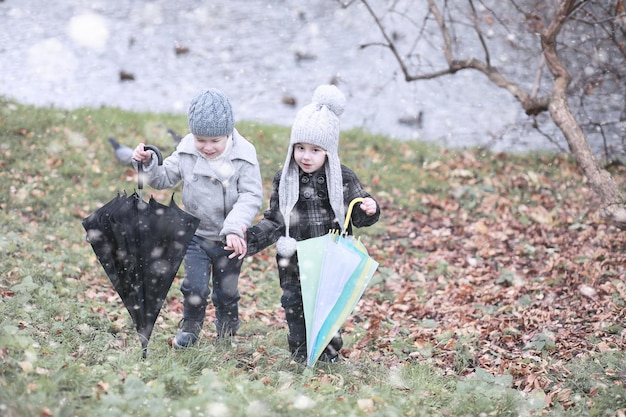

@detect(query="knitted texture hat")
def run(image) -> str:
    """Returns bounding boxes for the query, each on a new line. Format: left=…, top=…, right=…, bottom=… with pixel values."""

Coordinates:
left=188, top=88, right=234, bottom=137
left=276, top=84, right=347, bottom=257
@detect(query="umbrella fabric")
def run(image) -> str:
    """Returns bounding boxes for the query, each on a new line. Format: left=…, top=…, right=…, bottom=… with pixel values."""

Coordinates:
left=308, top=236, right=378, bottom=365
left=83, top=192, right=199, bottom=356
left=82, top=192, right=126, bottom=286
left=297, top=234, right=332, bottom=351
left=296, top=198, right=379, bottom=366
left=83, top=146, right=199, bottom=357
left=307, top=235, right=361, bottom=362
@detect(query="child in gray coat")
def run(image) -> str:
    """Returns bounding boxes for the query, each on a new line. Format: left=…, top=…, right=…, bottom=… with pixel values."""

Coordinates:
left=133, top=88, right=263, bottom=348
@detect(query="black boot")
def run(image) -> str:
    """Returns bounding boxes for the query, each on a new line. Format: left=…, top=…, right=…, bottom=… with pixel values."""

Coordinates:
left=318, top=331, right=343, bottom=363
left=287, top=335, right=307, bottom=363
left=173, top=318, right=204, bottom=349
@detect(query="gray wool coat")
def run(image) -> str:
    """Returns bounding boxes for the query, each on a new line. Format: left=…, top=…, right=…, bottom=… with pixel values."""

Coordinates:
left=141, top=129, right=263, bottom=242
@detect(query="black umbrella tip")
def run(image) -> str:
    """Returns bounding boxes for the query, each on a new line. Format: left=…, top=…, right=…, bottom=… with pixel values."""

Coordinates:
left=138, top=333, right=150, bottom=358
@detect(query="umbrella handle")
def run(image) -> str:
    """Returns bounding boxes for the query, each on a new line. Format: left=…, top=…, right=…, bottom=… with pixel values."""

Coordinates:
left=136, top=145, right=163, bottom=192
left=343, top=197, right=364, bottom=231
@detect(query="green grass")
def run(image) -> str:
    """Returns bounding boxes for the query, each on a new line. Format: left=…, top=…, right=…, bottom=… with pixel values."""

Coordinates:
left=1, top=96, right=625, bottom=416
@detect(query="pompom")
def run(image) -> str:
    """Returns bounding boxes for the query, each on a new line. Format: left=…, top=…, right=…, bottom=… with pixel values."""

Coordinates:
left=276, top=236, right=298, bottom=257
left=312, top=85, right=346, bottom=117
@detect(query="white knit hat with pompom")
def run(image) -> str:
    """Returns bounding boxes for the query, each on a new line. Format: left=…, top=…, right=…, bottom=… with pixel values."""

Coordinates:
left=277, top=84, right=346, bottom=257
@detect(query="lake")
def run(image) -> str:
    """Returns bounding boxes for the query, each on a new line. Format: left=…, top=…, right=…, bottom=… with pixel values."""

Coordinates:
left=0, top=0, right=563, bottom=153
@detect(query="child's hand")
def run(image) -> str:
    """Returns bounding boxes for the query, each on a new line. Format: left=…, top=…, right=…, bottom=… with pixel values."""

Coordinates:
left=225, top=232, right=247, bottom=259
left=359, top=197, right=377, bottom=216
left=132, top=143, right=153, bottom=164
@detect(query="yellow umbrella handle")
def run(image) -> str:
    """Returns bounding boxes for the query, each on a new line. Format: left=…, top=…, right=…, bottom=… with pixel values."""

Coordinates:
left=343, top=198, right=365, bottom=231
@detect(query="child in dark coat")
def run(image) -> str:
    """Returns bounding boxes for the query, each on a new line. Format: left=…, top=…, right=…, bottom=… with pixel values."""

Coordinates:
left=245, top=85, right=380, bottom=362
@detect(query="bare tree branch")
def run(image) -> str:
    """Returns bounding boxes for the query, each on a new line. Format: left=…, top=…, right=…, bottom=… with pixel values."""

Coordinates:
left=468, top=0, right=491, bottom=67
left=530, top=55, right=545, bottom=99
left=427, top=0, right=454, bottom=63
left=354, top=0, right=626, bottom=229
left=359, top=0, right=415, bottom=80
left=362, top=0, right=550, bottom=115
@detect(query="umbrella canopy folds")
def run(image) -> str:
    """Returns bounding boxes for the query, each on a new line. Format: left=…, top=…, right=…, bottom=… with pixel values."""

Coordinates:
left=82, top=145, right=200, bottom=357
left=297, top=198, right=379, bottom=366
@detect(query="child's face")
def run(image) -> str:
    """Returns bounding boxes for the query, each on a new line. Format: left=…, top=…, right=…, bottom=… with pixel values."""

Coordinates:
left=194, top=135, right=229, bottom=159
left=293, top=143, right=327, bottom=173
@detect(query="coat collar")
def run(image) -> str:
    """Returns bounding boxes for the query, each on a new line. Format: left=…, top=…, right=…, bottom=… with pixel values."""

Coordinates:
left=178, top=128, right=257, bottom=182
left=178, top=128, right=257, bottom=165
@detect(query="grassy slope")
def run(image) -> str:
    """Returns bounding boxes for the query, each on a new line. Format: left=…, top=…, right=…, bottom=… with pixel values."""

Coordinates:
left=0, top=97, right=625, bottom=417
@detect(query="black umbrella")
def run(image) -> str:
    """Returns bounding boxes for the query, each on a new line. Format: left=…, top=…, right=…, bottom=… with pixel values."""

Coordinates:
left=82, top=145, right=200, bottom=357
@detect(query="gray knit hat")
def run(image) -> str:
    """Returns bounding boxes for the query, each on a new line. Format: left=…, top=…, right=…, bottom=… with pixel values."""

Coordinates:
left=276, top=84, right=347, bottom=257
left=187, top=88, right=234, bottom=137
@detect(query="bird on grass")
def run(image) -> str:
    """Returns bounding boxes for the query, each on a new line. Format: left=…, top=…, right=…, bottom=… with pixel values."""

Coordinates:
left=167, top=128, right=183, bottom=147
left=108, top=137, right=134, bottom=164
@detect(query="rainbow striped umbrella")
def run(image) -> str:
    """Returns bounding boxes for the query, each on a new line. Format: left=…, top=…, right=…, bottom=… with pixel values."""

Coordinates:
left=297, top=198, right=379, bottom=366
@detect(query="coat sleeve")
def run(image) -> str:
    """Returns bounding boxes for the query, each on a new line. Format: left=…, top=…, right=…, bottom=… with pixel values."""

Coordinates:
left=221, top=158, right=264, bottom=238
left=142, top=150, right=184, bottom=189
left=246, top=171, right=286, bottom=256
left=341, top=165, right=380, bottom=228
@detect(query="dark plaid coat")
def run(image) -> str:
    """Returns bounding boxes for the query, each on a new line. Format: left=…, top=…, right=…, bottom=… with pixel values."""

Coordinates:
left=246, top=165, right=380, bottom=256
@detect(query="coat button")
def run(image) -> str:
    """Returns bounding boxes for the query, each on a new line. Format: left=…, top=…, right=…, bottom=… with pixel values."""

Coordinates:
left=303, top=190, right=312, bottom=199
left=301, top=176, right=310, bottom=184
left=316, top=176, right=325, bottom=184
left=192, top=175, right=198, bottom=181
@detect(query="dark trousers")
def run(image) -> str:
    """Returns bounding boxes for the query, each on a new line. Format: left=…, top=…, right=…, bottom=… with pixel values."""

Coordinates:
left=277, top=253, right=306, bottom=352
left=182, top=236, right=243, bottom=336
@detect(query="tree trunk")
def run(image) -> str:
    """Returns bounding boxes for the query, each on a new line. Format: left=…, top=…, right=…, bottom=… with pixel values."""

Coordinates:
left=541, top=0, right=626, bottom=230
